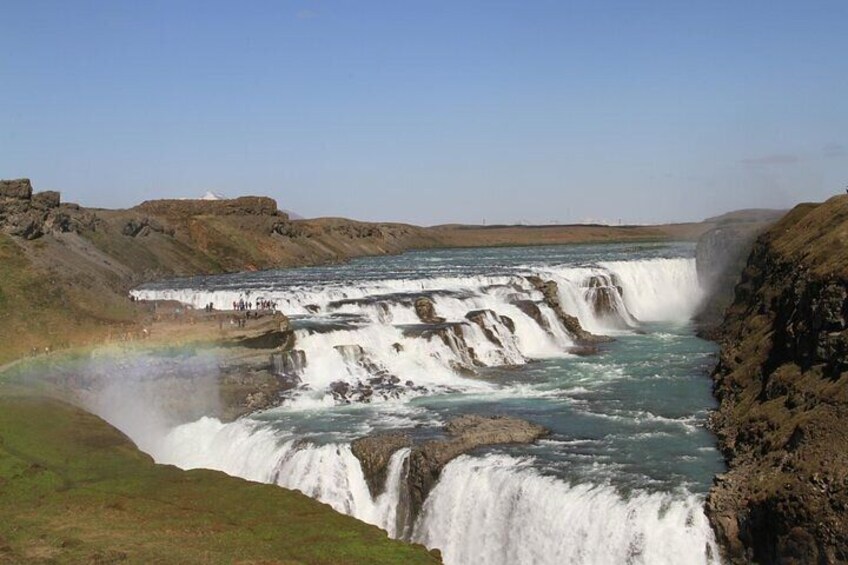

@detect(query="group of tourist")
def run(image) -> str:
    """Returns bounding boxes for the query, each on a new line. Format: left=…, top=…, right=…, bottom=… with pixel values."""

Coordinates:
left=231, top=298, right=277, bottom=312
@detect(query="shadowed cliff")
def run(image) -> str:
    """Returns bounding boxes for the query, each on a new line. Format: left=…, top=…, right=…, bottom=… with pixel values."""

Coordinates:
left=706, top=195, right=848, bottom=564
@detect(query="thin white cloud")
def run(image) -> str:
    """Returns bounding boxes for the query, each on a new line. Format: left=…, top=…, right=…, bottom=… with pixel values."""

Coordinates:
left=739, top=154, right=801, bottom=166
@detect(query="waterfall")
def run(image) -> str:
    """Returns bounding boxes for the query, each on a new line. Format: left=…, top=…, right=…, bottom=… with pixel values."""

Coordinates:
left=131, top=258, right=705, bottom=406
left=116, top=252, right=721, bottom=565
left=600, top=258, right=704, bottom=322
left=414, top=454, right=719, bottom=565
left=143, top=417, right=719, bottom=565
left=149, top=417, right=411, bottom=537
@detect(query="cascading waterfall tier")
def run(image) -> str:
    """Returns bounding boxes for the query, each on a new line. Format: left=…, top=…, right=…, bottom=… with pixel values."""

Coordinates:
left=117, top=248, right=720, bottom=565
left=132, top=257, right=703, bottom=407
left=415, top=454, right=719, bottom=565
left=146, top=418, right=719, bottom=565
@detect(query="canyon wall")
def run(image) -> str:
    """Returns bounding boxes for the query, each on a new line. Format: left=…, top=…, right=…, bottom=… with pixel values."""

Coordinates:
left=706, top=196, right=848, bottom=564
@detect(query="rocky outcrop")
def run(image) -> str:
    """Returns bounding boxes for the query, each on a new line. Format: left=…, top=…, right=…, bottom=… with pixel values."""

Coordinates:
left=0, top=179, right=34, bottom=200
left=135, top=196, right=285, bottom=218
left=0, top=178, right=90, bottom=240
left=233, top=313, right=295, bottom=350
left=526, top=275, right=610, bottom=344
left=706, top=197, right=848, bottom=564
left=351, top=433, right=413, bottom=497
left=414, top=296, right=445, bottom=324
left=583, top=275, right=622, bottom=317
left=512, top=299, right=547, bottom=329
left=351, top=415, right=548, bottom=529
left=465, top=309, right=515, bottom=347
left=122, top=217, right=174, bottom=238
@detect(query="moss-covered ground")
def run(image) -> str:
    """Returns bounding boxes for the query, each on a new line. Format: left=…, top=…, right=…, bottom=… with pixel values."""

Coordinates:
left=0, top=389, right=439, bottom=564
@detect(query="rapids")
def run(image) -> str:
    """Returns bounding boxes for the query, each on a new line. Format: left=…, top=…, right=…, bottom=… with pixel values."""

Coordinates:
left=118, top=242, right=724, bottom=564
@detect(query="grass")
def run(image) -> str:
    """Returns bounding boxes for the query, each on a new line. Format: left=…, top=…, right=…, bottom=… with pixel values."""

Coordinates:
left=0, top=234, right=135, bottom=365
left=0, top=392, right=440, bottom=564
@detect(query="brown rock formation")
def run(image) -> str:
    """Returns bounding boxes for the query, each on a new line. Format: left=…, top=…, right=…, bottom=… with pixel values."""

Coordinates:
left=584, top=275, right=623, bottom=318
left=465, top=309, right=516, bottom=348
left=351, top=415, right=548, bottom=529
left=0, top=179, right=79, bottom=240
left=526, top=275, right=610, bottom=344
left=414, top=296, right=445, bottom=324
left=0, top=178, right=33, bottom=200
left=135, top=196, right=284, bottom=218
left=351, top=433, right=414, bottom=497
left=706, top=196, right=848, bottom=564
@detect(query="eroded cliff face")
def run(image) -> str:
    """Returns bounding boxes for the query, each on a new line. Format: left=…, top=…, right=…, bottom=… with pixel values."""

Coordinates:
left=706, top=197, right=848, bottom=564
left=694, top=210, right=784, bottom=339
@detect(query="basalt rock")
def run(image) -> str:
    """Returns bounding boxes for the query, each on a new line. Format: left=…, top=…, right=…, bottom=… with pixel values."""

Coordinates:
left=135, top=196, right=285, bottom=218
left=351, top=415, right=548, bottom=530
left=414, top=296, right=445, bottom=324
left=272, top=220, right=306, bottom=238
left=512, top=299, right=549, bottom=330
left=0, top=178, right=33, bottom=200
left=465, top=309, right=516, bottom=347
left=706, top=197, right=848, bottom=564
left=31, top=190, right=61, bottom=210
left=526, top=275, right=610, bottom=344
left=351, top=433, right=413, bottom=497
left=0, top=179, right=90, bottom=239
left=122, top=217, right=173, bottom=238
left=234, top=313, right=295, bottom=350
left=584, top=275, right=626, bottom=322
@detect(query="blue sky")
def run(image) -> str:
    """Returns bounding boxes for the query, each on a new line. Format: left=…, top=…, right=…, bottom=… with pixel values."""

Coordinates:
left=2, top=1, right=847, bottom=224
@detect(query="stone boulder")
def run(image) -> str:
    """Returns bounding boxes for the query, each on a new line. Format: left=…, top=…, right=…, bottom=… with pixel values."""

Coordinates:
left=351, top=433, right=413, bottom=497
left=0, top=179, right=33, bottom=200
left=31, top=191, right=61, bottom=209
left=414, top=296, right=445, bottom=324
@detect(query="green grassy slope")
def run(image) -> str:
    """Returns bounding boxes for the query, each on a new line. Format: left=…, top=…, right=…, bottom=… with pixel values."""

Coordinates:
left=0, top=393, right=440, bottom=564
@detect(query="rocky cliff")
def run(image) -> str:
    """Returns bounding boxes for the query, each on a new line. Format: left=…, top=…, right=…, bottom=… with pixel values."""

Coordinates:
left=694, top=209, right=784, bottom=338
left=706, top=196, right=848, bottom=564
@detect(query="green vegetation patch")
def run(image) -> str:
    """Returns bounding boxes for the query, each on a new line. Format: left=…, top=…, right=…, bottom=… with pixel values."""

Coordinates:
left=0, top=393, right=440, bottom=564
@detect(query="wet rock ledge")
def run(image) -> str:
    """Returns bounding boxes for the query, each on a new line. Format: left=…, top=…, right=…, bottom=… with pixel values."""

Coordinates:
left=352, top=415, right=548, bottom=529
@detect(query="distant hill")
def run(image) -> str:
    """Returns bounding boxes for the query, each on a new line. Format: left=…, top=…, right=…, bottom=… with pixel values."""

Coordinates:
left=703, top=208, right=786, bottom=225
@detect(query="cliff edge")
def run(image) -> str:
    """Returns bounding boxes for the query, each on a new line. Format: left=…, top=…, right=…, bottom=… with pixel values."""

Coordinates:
left=706, top=196, right=848, bottom=564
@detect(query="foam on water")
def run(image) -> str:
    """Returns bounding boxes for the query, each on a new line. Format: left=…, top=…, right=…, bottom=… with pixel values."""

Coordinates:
left=415, top=454, right=719, bottom=565
left=145, top=416, right=719, bottom=565
left=118, top=248, right=721, bottom=564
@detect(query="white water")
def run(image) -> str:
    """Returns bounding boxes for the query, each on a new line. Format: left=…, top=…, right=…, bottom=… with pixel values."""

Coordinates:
left=117, top=252, right=721, bottom=565
left=149, top=416, right=410, bottom=537
left=132, top=258, right=703, bottom=406
left=601, top=258, right=704, bottom=322
left=130, top=258, right=701, bottom=329
left=416, top=454, right=719, bottom=565
left=141, top=416, right=719, bottom=565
